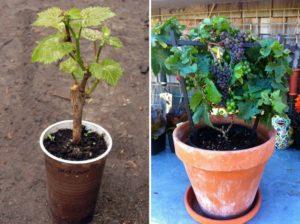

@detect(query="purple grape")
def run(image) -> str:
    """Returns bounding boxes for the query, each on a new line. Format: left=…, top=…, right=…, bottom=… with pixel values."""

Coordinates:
left=219, top=31, right=249, bottom=63
left=211, top=63, right=232, bottom=103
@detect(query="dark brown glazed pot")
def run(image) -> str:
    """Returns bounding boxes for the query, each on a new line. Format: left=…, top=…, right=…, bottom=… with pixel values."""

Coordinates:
left=290, top=69, right=300, bottom=96
left=40, top=120, right=112, bottom=224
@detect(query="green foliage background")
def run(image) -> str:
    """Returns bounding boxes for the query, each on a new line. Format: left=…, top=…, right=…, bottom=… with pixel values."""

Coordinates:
left=151, top=17, right=291, bottom=127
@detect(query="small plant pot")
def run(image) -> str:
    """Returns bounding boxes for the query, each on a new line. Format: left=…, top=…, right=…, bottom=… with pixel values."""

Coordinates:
left=40, top=120, right=112, bottom=224
left=271, top=115, right=293, bottom=150
left=151, top=132, right=166, bottom=155
left=173, top=116, right=276, bottom=220
left=289, top=69, right=300, bottom=96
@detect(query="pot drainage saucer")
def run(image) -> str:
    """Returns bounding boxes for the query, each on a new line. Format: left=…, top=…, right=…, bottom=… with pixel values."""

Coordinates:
left=184, top=186, right=262, bottom=224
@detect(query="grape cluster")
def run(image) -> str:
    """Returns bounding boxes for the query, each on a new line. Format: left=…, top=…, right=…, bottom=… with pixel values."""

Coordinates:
left=226, top=99, right=236, bottom=113
left=211, top=63, right=232, bottom=102
left=185, top=76, right=195, bottom=91
left=241, top=61, right=251, bottom=74
left=219, top=31, right=249, bottom=63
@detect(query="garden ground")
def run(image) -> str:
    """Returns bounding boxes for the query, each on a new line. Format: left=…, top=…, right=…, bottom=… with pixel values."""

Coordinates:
left=152, top=148, right=300, bottom=224
left=0, top=0, right=149, bottom=223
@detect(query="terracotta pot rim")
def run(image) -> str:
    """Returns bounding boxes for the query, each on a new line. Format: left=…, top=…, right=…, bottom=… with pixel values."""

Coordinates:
left=173, top=119, right=276, bottom=156
left=173, top=116, right=276, bottom=171
left=39, top=120, right=113, bottom=165
left=184, top=186, right=262, bottom=224
left=293, top=68, right=300, bottom=72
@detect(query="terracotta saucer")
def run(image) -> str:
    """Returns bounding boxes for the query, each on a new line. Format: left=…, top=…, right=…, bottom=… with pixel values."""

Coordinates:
left=184, top=186, right=262, bottom=224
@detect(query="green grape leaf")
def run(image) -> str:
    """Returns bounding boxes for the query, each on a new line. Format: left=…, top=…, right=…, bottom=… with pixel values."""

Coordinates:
left=33, top=7, right=64, bottom=31
left=271, top=41, right=284, bottom=58
left=190, top=92, right=202, bottom=112
left=192, top=104, right=212, bottom=126
left=204, top=78, right=222, bottom=104
left=203, top=105, right=213, bottom=127
left=265, top=61, right=287, bottom=83
left=89, top=59, right=122, bottom=86
left=237, top=101, right=260, bottom=120
left=233, top=63, right=244, bottom=79
left=102, top=26, right=111, bottom=41
left=59, top=57, right=84, bottom=79
left=192, top=104, right=204, bottom=124
left=259, top=90, right=272, bottom=105
left=196, top=55, right=210, bottom=77
left=260, top=47, right=271, bottom=58
left=32, top=34, right=74, bottom=64
left=66, top=8, right=82, bottom=19
left=164, top=54, right=181, bottom=72
left=259, top=39, right=275, bottom=58
left=81, top=7, right=115, bottom=27
left=109, top=36, right=123, bottom=48
left=212, top=17, right=230, bottom=33
left=81, top=28, right=102, bottom=41
left=180, top=64, right=197, bottom=76
left=151, top=47, right=170, bottom=75
left=271, top=90, right=287, bottom=114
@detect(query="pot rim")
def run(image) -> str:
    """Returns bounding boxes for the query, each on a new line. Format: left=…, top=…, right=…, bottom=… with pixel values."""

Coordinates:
left=173, top=117, right=277, bottom=171
left=174, top=120, right=276, bottom=156
left=39, top=120, right=113, bottom=165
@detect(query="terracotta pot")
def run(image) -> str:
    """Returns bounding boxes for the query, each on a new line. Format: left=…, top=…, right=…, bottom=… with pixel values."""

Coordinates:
left=40, top=120, right=112, bottom=224
left=290, top=69, right=300, bottom=96
left=173, top=116, right=276, bottom=219
left=295, top=95, right=300, bottom=113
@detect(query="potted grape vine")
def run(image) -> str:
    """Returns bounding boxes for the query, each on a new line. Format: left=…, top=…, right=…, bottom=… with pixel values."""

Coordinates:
left=32, top=7, right=123, bottom=223
left=152, top=17, right=291, bottom=222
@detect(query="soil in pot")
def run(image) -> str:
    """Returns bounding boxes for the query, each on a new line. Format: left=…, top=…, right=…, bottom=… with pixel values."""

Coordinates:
left=190, top=124, right=265, bottom=151
left=44, top=126, right=107, bottom=161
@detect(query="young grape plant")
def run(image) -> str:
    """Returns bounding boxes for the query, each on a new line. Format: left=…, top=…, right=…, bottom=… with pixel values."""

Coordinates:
left=32, top=7, right=123, bottom=144
left=151, top=17, right=291, bottom=137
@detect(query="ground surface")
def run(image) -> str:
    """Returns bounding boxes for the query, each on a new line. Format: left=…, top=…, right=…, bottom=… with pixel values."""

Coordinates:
left=0, top=0, right=148, bottom=223
left=151, top=148, right=300, bottom=224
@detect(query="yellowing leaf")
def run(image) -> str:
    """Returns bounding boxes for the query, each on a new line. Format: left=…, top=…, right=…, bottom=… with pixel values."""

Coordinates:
left=89, top=59, right=122, bottom=86
left=81, top=7, right=115, bottom=27
left=81, top=28, right=102, bottom=41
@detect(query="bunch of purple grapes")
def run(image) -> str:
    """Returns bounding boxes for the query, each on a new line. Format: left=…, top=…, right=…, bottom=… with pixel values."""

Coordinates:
left=211, top=63, right=232, bottom=102
left=219, top=31, right=249, bottom=63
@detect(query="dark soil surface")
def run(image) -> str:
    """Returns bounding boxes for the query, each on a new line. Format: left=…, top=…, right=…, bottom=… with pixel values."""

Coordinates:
left=190, top=124, right=264, bottom=151
left=44, top=127, right=107, bottom=161
left=0, top=0, right=148, bottom=223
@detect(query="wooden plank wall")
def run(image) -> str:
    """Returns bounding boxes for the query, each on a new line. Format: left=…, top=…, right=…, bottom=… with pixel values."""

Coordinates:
left=152, top=0, right=300, bottom=36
